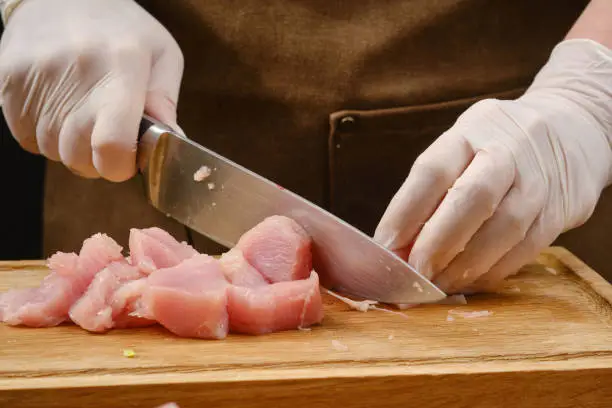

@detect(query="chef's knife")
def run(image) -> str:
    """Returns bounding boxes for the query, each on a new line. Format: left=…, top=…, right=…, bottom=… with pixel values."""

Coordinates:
left=137, top=115, right=447, bottom=304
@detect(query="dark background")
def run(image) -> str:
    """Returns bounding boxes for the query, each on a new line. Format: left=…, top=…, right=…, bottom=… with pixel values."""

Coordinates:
left=0, top=21, right=46, bottom=260
left=0, top=99, right=46, bottom=260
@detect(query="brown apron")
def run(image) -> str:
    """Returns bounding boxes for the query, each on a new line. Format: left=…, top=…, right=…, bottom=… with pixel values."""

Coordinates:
left=45, top=1, right=610, bottom=279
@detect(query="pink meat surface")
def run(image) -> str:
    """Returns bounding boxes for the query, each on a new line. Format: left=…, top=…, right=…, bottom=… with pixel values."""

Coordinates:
left=228, top=271, right=324, bottom=335
left=78, top=233, right=125, bottom=282
left=236, top=215, right=312, bottom=283
left=47, top=251, right=80, bottom=276
left=111, top=279, right=156, bottom=329
left=1, top=234, right=123, bottom=327
left=129, top=227, right=198, bottom=273
left=1, top=217, right=325, bottom=337
left=143, top=255, right=230, bottom=339
left=219, top=248, right=268, bottom=287
left=0, top=282, right=73, bottom=327
left=68, top=260, right=143, bottom=332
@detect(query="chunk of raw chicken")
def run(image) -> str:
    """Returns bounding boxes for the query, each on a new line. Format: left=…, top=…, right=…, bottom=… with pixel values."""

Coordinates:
left=236, top=215, right=312, bottom=283
left=1, top=216, right=325, bottom=337
left=228, top=271, right=324, bottom=334
left=219, top=248, right=268, bottom=287
left=129, top=227, right=198, bottom=273
left=78, top=233, right=125, bottom=281
left=111, top=278, right=157, bottom=329
left=1, top=234, right=123, bottom=327
left=143, top=255, right=230, bottom=339
left=47, top=251, right=81, bottom=276
left=69, top=260, right=143, bottom=332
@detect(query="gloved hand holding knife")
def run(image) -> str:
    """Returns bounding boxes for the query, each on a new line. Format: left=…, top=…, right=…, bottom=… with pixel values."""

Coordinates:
left=0, top=0, right=183, bottom=181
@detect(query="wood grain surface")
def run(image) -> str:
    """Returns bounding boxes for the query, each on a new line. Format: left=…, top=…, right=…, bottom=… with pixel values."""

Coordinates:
left=0, top=247, right=611, bottom=408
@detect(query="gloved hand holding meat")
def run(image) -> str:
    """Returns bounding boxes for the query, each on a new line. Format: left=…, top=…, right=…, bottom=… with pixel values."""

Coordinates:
left=375, top=37, right=612, bottom=294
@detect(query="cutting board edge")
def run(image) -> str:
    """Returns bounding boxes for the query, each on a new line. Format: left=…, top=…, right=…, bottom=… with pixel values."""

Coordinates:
left=0, top=260, right=46, bottom=270
left=543, top=246, right=612, bottom=306
left=2, top=355, right=612, bottom=392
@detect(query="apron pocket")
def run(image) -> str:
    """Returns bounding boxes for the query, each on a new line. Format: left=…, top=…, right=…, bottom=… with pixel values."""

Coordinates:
left=328, top=88, right=525, bottom=236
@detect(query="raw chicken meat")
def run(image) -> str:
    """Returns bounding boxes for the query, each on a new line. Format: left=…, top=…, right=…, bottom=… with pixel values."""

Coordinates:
left=47, top=251, right=80, bottom=276
left=325, top=289, right=378, bottom=312
left=69, top=260, right=143, bottom=332
left=0, top=284, right=68, bottom=327
left=219, top=248, right=268, bottom=287
left=78, top=233, right=124, bottom=281
left=129, top=227, right=198, bottom=273
left=111, top=278, right=156, bottom=329
left=193, top=165, right=211, bottom=182
left=236, top=215, right=312, bottom=282
left=331, top=339, right=349, bottom=352
left=228, top=271, right=323, bottom=334
left=0, top=234, right=123, bottom=327
left=1, top=216, right=325, bottom=337
left=143, top=255, right=230, bottom=339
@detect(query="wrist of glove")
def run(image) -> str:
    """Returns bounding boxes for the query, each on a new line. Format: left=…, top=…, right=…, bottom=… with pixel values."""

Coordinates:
left=374, top=38, right=612, bottom=295
left=521, top=38, right=612, bottom=192
left=496, top=38, right=612, bottom=232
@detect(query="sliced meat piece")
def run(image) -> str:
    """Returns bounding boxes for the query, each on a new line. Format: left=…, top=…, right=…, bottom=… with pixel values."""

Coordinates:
left=68, top=260, right=143, bottom=332
left=129, top=227, right=198, bottom=273
left=77, top=233, right=124, bottom=283
left=111, top=278, right=156, bottom=329
left=143, top=255, right=230, bottom=339
left=1, top=234, right=122, bottom=327
left=235, top=215, right=312, bottom=283
left=0, top=285, right=67, bottom=327
left=228, top=271, right=324, bottom=335
left=47, top=251, right=80, bottom=276
left=219, top=248, right=268, bottom=287
left=0, top=276, right=77, bottom=327
left=138, top=227, right=197, bottom=260
left=1, top=233, right=123, bottom=328
left=0, top=251, right=81, bottom=326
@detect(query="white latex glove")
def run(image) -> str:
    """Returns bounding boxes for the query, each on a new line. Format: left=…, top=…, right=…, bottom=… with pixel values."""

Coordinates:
left=374, top=39, right=612, bottom=294
left=0, top=0, right=184, bottom=181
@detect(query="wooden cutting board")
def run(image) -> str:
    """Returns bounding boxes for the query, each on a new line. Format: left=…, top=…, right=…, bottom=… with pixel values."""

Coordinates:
left=1, top=247, right=611, bottom=408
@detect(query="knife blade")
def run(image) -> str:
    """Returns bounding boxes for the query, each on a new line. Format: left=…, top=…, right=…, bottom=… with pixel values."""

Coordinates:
left=136, top=115, right=447, bottom=304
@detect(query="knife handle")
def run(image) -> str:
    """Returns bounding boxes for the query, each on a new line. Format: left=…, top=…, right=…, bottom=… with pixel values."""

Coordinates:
left=136, top=115, right=172, bottom=172
left=138, top=115, right=156, bottom=142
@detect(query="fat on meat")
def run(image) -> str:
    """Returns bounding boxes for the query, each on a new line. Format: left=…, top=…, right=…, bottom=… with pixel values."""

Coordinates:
left=219, top=248, right=268, bottom=287
left=228, top=271, right=324, bottom=335
left=68, top=260, right=143, bottom=332
left=236, top=215, right=312, bottom=283
left=129, top=227, right=198, bottom=273
left=143, top=254, right=230, bottom=339
left=0, top=234, right=123, bottom=327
